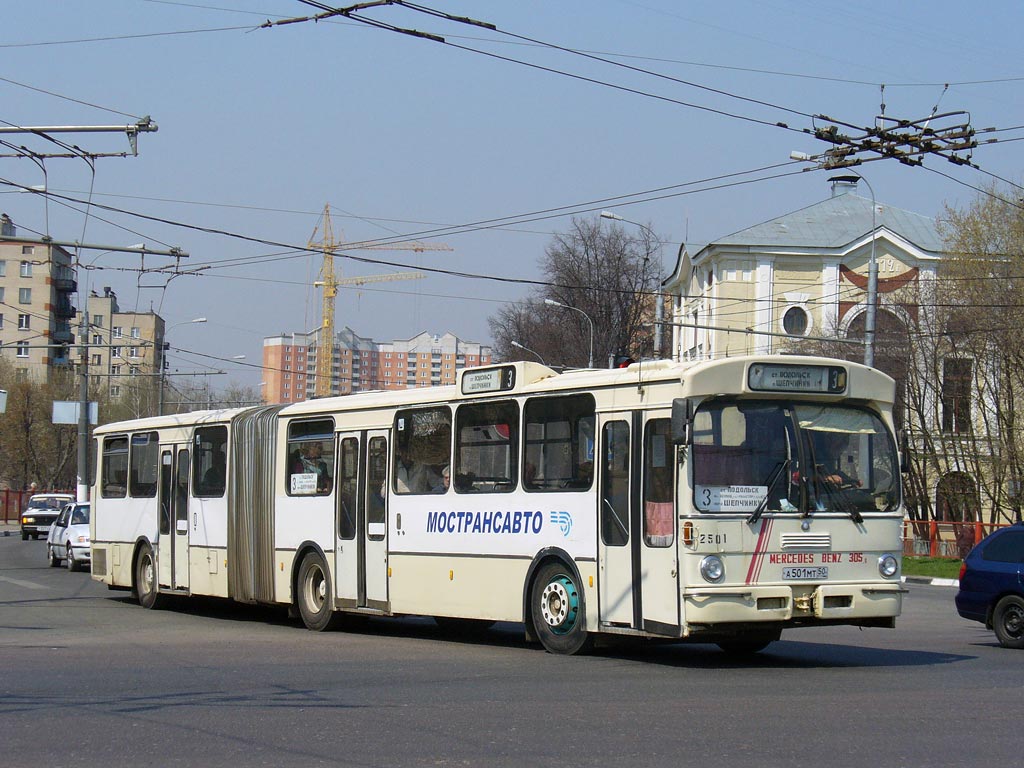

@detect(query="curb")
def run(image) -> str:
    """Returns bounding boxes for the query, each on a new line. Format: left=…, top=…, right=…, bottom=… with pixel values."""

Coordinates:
left=902, top=575, right=959, bottom=588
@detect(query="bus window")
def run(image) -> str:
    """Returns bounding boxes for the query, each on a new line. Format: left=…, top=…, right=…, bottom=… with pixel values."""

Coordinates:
left=286, top=419, right=335, bottom=496
left=129, top=432, right=159, bottom=498
left=338, top=437, right=358, bottom=540
left=194, top=426, right=228, bottom=498
left=101, top=436, right=129, bottom=498
left=394, top=407, right=451, bottom=495
left=644, top=419, right=674, bottom=547
left=601, top=421, right=630, bottom=546
left=523, top=394, right=595, bottom=492
left=367, top=436, right=388, bottom=540
left=455, top=401, right=518, bottom=493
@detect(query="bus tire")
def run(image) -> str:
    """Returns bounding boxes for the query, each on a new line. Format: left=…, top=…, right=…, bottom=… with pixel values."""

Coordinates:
left=530, top=561, right=592, bottom=655
left=993, top=595, right=1024, bottom=649
left=296, top=551, right=340, bottom=631
left=134, top=544, right=163, bottom=610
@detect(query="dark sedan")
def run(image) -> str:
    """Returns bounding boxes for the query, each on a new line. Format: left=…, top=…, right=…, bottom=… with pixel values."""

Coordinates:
left=955, top=521, right=1024, bottom=648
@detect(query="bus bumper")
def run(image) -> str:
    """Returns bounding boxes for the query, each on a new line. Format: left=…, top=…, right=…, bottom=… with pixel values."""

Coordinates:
left=683, top=583, right=905, bottom=624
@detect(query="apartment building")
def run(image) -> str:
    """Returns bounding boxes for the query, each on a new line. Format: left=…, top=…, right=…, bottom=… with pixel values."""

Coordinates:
left=0, top=214, right=76, bottom=381
left=263, top=326, right=492, bottom=403
left=85, top=287, right=165, bottom=401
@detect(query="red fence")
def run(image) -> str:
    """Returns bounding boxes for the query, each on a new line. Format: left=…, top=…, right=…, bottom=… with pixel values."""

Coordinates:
left=902, top=519, right=1013, bottom=560
left=1, top=489, right=32, bottom=524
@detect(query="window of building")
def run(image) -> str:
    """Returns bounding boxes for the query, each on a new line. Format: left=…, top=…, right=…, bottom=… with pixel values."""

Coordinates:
left=129, top=432, right=159, bottom=498
left=0, top=314, right=4, bottom=329
left=112, top=347, right=121, bottom=358
left=112, top=365, right=121, bottom=375
left=92, top=334, right=102, bottom=345
left=455, top=401, right=518, bottom=494
left=112, top=326, right=123, bottom=338
left=17, top=314, right=29, bottom=330
left=93, top=315, right=103, bottom=327
left=131, top=327, right=140, bottom=338
left=15, top=367, right=28, bottom=380
left=942, top=358, right=972, bottom=434
left=782, top=305, right=810, bottom=336
left=0, top=261, right=6, bottom=276
left=91, top=375, right=101, bottom=386
left=19, top=260, right=32, bottom=277
left=129, top=366, right=139, bottom=376
left=394, top=407, right=451, bottom=495
left=110, top=385, right=121, bottom=397
left=21, top=246, right=33, bottom=256
left=18, top=287, right=31, bottom=304
left=91, top=354, right=102, bottom=366
left=0, top=287, right=4, bottom=303
left=194, top=425, right=228, bottom=498
left=16, top=341, right=29, bottom=357
left=286, top=419, right=335, bottom=496
left=128, top=347, right=139, bottom=358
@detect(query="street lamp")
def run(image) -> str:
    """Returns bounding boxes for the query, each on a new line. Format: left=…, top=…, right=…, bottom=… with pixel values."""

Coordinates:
left=510, top=340, right=545, bottom=365
left=790, top=151, right=878, bottom=367
left=544, top=298, right=594, bottom=368
left=159, top=317, right=207, bottom=415
left=600, top=210, right=665, bottom=358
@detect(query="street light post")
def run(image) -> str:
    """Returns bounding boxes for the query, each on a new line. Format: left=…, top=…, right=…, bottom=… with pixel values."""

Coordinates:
left=544, top=298, right=594, bottom=368
left=600, top=210, right=664, bottom=358
left=159, top=317, right=207, bottom=415
left=790, top=152, right=878, bottom=367
left=510, top=340, right=545, bottom=365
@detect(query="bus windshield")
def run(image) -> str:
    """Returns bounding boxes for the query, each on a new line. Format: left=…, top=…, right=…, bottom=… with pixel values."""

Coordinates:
left=691, top=401, right=899, bottom=517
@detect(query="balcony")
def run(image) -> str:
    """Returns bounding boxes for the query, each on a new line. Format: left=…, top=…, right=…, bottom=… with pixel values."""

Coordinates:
left=54, top=277, right=78, bottom=293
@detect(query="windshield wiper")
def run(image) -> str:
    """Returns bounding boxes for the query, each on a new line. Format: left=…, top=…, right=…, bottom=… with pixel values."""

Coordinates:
left=747, top=460, right=788, bottom=525
left=812, top=469, right=864, bottom=524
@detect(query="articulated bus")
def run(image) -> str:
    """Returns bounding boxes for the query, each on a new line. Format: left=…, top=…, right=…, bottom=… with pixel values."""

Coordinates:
left=90, top=355, right=905, bottom=655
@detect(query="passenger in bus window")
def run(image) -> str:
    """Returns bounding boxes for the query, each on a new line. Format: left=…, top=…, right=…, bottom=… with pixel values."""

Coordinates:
left=813, top=432, right=860, bottom=489
left=202, top=449, right=226, bottom=495
left=395, top=444, right=441, bottom=494
left=294, top=442, right=331, bottom=493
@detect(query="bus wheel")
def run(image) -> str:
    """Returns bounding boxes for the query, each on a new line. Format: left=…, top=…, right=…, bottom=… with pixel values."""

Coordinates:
left=297, top=552, right=340, bottom=631
left=716, top=632, right=778, bottom=656
left=530, top=562, right=592, bottom=655
left=134, top=544, right=163, bottom=610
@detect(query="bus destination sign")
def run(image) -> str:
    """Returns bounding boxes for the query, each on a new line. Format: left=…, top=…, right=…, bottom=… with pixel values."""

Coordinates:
left=461, top=365, right=516, bottom=395
left=747, top=363, right=847, bottom=394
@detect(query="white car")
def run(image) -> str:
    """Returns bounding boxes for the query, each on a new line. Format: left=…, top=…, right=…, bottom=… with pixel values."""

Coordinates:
left=46, top=502, right=91, bottom=571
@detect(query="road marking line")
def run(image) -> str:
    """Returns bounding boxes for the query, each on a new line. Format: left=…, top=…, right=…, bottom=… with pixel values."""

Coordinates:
left=0, top=575, right=50, bottom=590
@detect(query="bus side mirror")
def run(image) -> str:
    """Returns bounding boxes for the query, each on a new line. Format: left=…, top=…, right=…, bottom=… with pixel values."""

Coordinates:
left=671, top=399, right=693, bottom=445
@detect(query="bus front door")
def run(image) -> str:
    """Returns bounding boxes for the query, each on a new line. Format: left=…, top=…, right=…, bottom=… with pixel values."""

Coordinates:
left=597, top=414, right=635, bottom=628
left=597, top=413, right=680, bottom=636
left=362, top=431, right=389, bottom=610
left=157, top=446, right=191, bottom=591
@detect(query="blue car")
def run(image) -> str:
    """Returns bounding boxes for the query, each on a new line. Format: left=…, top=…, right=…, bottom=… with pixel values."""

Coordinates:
left=955, top=521, right=1024, bottom=649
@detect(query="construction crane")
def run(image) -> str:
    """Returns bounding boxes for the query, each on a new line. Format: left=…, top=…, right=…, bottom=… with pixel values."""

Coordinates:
left=308, top=203, right=452, bottom=397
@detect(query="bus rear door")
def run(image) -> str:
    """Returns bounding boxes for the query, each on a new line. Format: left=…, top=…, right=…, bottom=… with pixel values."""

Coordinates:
left=157, top=445, right=190, bottom=592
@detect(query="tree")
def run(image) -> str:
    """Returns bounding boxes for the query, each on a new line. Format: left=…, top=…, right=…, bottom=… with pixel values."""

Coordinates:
left=0, top=361, right=79, bottom=491
left=488, top=217, right=661, bottom=368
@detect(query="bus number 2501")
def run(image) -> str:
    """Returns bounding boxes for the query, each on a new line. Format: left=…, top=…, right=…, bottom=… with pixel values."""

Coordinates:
left=698, top=533, right=727, bottom=545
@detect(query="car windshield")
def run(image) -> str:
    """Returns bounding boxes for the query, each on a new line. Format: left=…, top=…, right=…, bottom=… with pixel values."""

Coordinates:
left=691, top=401, right=899, bottom=516
left=29, top=496, right=67, bottom=510
left=71, top=506, right=90, bottom=525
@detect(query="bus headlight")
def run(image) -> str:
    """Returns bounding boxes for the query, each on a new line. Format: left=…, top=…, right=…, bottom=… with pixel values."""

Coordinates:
left=878, top=553, right=899, bottom=578
left=700, top=555, right=725, bottom=584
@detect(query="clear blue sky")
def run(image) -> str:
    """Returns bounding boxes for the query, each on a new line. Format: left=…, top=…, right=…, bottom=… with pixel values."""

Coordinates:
left=2, top=1, right=1022, bottom=386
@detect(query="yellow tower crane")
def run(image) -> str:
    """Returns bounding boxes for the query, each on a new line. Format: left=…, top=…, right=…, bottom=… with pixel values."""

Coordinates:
left=308, top=203, right=452, bottom=397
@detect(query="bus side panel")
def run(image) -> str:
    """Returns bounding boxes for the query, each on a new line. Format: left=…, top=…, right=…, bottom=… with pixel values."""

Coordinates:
left=93, top=496, right=158, bottom=589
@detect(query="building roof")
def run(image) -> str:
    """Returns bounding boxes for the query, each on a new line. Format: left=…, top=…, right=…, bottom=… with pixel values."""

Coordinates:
left=712, top=189, right=946, bottom=253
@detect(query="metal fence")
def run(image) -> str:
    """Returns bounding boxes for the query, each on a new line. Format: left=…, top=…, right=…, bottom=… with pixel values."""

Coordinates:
left=902, top=519, right=1012, bottom=560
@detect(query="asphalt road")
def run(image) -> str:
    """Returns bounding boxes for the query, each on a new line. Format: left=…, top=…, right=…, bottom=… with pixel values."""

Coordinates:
left=1, top=534, right=1020, bottom=768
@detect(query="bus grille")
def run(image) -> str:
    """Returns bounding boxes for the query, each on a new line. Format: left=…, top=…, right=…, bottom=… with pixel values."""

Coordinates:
left=92, top=549, right=107, bottom=576
left=780, top=532, right=831, bottom=550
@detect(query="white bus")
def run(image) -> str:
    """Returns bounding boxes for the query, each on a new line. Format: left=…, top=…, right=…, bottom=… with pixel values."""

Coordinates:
left=90, top=355, right=904, bottom=655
